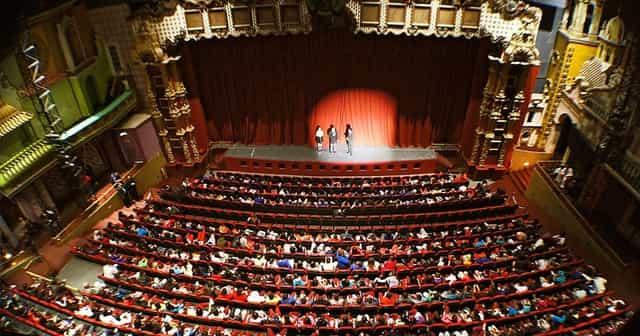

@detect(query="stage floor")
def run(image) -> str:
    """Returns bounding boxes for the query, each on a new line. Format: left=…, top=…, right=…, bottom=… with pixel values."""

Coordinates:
left=224, top=144, right=437, bottom=163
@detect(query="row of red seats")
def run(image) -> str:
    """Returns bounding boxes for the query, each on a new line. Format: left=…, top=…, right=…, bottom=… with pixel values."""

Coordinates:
left=132, top=205, right=524, bottom=233
left=119, top=215, right=540, bottom=253
left=75, top=236, right=575, bottom=291
left=182, top=181, right=468, bottom=202
left=158, top=190, right=499, bottom=216
left=8, top=287, right=164, bottom=336
left=199, top=171, right=463, bottom=189
left=146, top=197, right=515, bottom=225
left=104, top=225, right=540, bottom=263
left=81, top=237, right=570, bottom=278
left=94, top=254, right=582, bottom=296
left=79, top=283, right=615, bottom=334
left=99, top=265, right=587, bottom=312
left=0, top=307, right=65, bottom=336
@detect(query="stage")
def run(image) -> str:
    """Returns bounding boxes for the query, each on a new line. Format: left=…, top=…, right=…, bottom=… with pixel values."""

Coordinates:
left=222, top=144, right=448, bottom=175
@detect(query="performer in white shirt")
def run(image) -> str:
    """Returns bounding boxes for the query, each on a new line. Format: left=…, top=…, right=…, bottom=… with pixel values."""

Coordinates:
left=327, top=124, right=338, bottom=153
left=314, top=125, right=324, bottom=152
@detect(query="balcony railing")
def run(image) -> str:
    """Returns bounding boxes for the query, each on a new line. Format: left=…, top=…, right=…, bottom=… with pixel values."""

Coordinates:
left=0, top=139, right=54, bottom=190
left=0, top=104, right=33, bottom=138
left=584, top=94, right=611, bottom=122
left=620, top=152, right=640, bottom=193
left=0, top=89, right=137, bottom=196
left=60, top=89, right=136, bottom=147
left=534, top=161, right=627, bottom=268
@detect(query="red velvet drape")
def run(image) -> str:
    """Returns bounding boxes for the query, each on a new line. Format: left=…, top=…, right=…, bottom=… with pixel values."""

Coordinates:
left=308, top=89, right=396, bottom=146
left=180, top=30, right=487, bottom=147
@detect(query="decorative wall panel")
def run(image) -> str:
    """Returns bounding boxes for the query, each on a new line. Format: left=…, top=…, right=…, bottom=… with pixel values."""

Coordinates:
left=208, top=10, right=227, bottom=28
left=387, top=6, right=406, bottom=25
left=256, top=7, right=276, bottom=25
left=281, top=5, right=300, bottom=24
left=185, top=10, right=205, bottom=32
left=412, top=6, right=431, bottom=26
left=437, top=7, right=456, bottom=26
left=462, top=9, right=481, bottom=29
left=232, top=7, right=251, bottom=27
left=361, top=4, right=381, bottom=25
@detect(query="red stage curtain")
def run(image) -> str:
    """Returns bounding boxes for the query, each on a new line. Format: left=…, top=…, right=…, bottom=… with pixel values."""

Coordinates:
left=180, top=30, right=487, bottom=147
left=308, top=89, right=396, bottom=146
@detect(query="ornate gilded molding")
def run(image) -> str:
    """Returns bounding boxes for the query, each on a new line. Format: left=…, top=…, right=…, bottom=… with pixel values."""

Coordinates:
left=599, top=36, right=638, bottom=167
left=131, top=0, right=180, bottom=18
left=132, top=1, right=540, bottom=67
left=487, top=0, right=531, bottom=20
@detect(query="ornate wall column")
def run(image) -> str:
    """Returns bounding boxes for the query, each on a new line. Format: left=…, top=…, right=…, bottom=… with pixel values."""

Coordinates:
left=468, top=61, right=525, bottom=169
left=468, top=23, right=539, bottom=175
left=560, top=6, right=570, bottom=30
left=588, top=0, right=605, bottom=38
left=579, top=36, right=638, bottom=208
left=148, top=87, right=175, bottom=164
left=134, top=19, right=205, bottom=167
left=469, top=63, right=500, bottom=165
left=568, top=0, right=589, bottom=35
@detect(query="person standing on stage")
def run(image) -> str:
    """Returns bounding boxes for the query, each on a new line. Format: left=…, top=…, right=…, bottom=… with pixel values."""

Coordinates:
left=315, top=125, right=324, bottom=152
left=328, top=124, right=338, bottom=153
left=344, top=124, right=353, bottom=156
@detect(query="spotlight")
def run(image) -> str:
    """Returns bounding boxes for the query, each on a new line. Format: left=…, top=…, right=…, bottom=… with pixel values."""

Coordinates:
left=119, top=131, right=128, bottom=137
left=4, top=252, right=12, bottom=260
left=524, top=162, right=530, bottom=167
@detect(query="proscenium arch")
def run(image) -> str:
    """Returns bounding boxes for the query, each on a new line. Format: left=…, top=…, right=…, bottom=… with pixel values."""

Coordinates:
left=138, top=0, right=541, bottom=67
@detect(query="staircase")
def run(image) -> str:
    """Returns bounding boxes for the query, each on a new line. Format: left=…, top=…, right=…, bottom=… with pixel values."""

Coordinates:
left=509, top=166, right=534, bottom=194
left=21, top=37, right=82, bottom=178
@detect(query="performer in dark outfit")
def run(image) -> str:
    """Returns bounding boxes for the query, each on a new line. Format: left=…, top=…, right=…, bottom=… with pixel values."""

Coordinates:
left=314, top=125, right=324, bottom=152
left=328, top=124, right=338, bottom=153
left=344, top=124, right=353, bottom=156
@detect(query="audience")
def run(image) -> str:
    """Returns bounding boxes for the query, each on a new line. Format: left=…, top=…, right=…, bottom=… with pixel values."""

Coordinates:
left=1, top=171, right=632, bottom=336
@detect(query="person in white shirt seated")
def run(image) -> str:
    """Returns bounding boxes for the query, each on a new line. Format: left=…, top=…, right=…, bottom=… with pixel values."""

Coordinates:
left=76, top=305, right=94, bottom=317
left=210, top=251, right=228, bottom=263
left=247, top=290, right=265, bottom=304
left=513, top=282, right=528, bottom=293
left=592, top=275, right=608, bottom=294
left=103, top=264, right=119, bottom=278
left=321, top=258, right=337, bottom=271
left=573, top=287, right=587, bottom=299
left=417, top=228, right=429, bottom=239
left=535, top=258, right=550, bottom=270
left=582, top=273, right=608, bottom=294
left=539, top=276, right=553, bottom=288
left=84, top=280, right=106, bottom=293
left=253, top=255, right=267, bottom=267
left=184, top=262, right=193, bottom=276
left=386, top=274, right=399, bottom=288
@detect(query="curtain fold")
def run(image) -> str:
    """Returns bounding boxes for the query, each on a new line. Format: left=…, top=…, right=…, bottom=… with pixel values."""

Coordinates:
left=181, top=30, right=487, bottom=147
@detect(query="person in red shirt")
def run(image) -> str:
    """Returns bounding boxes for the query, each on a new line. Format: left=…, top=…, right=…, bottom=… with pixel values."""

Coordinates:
left=196, top=229, right=206, bottom=243
left=380, top=291, right=397, bottom=305
left=185, top=232, right=194, bottom=243
left=381, top=257, right=396, bottom=272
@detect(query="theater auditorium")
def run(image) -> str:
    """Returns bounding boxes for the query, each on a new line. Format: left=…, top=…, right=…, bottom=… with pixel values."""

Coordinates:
left=0, top=0, right=639, bottom=335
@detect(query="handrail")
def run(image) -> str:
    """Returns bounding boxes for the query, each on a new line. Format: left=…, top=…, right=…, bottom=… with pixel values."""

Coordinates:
left=534, top=162, right=626, bottom=268
left=59, top=89, right=134, bottom=142
left=0, top=139, right=54, bottom=188
left=53, top=160, right=144, bottom=242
